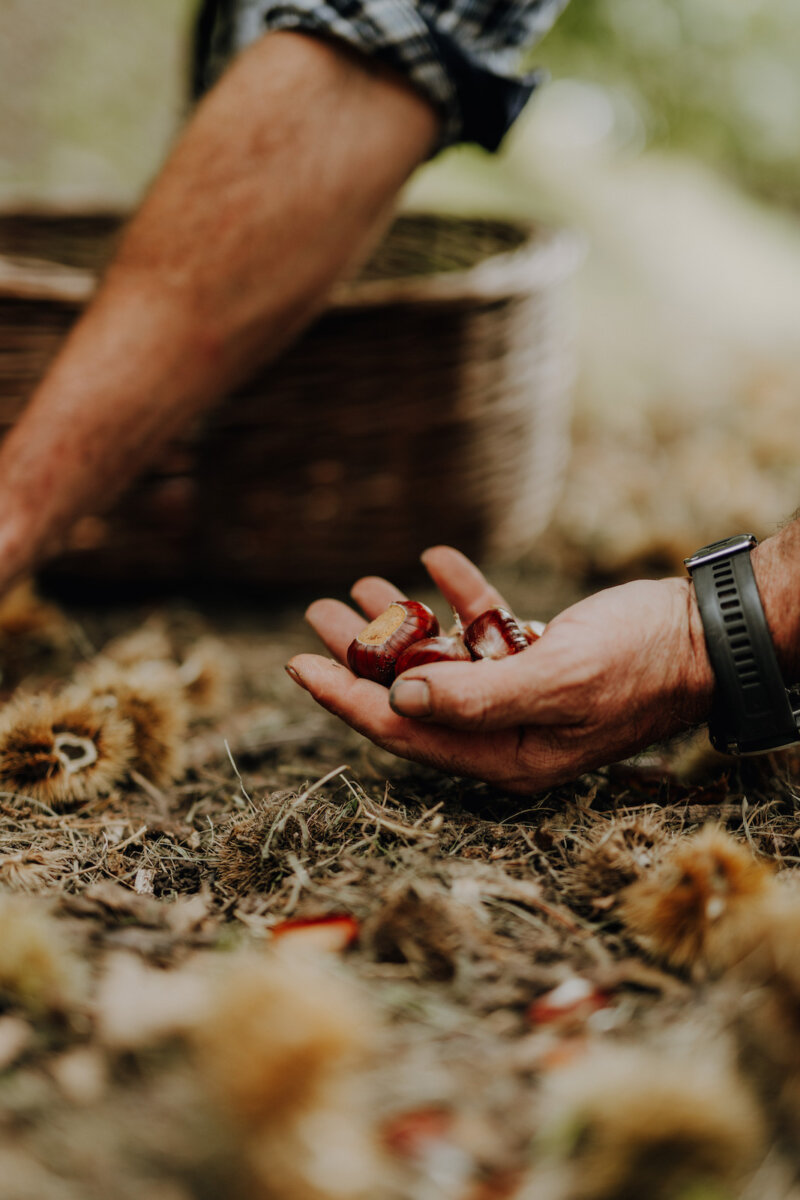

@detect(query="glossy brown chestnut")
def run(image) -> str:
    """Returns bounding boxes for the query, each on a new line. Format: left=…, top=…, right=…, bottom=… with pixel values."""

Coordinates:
left=522, top=619, right=546, bottom=644
left=464, top=607, right=529, bottom=660
left=395, top=635, right=471, bottom=676
left=347, top=600, right=439, bottom=686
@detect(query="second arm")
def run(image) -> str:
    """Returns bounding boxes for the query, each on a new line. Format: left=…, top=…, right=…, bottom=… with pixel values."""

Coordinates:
left=0, top=33, right=438, bottom=589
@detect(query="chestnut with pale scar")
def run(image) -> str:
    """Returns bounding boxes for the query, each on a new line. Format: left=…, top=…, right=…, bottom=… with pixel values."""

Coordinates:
left=346, top=600, right=439, bottom=686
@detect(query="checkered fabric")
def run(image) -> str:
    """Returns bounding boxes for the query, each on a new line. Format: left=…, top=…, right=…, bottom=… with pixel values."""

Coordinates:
left=194, top=0, right=567, bottom=150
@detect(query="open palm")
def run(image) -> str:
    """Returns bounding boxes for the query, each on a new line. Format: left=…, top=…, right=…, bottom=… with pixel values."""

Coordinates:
left=287, top=546, right=713, bottom=793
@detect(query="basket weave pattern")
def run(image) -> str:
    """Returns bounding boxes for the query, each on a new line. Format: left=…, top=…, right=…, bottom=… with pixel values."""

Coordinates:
left=0, top=214, right=578, bottom=586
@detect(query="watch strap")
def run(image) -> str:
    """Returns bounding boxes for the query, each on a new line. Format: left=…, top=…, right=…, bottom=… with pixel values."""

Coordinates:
left=689, top=546, right=798, bottom=754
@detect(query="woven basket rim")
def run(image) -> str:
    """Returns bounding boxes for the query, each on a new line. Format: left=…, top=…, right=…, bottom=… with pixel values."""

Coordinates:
left=0, top=212, right=582, bottom=307
left=333, top=224, right=582, bottom=308
left=0, top=253, right=95, bottom=303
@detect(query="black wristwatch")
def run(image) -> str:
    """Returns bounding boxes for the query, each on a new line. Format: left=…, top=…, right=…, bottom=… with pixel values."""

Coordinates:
left=684, top=534, right=800, bottom=755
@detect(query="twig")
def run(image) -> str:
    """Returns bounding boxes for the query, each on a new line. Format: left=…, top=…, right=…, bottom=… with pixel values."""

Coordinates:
left=261, top=793, right=300, bottom=860
left=224, top=739, right=252, bottom=805
left=129, top=770, right=168, bottom=807
left=484, top=896, right=551, bottom=933
left=277, top=853, right=313, bottom=917
left=114, top=824, right=148, bottom=854
left=682, top=804, right=745, bottom=823
left=740, top=796, right=762, bottom=857
left=482, top=887, right=585, bottom=935
left=291, top=763, right=350, bottom=808
left=413, top=800, right=445, bottom=828
left=343, top=778, right=436, bottom=840
left=0, top=791, right=60, bottom=819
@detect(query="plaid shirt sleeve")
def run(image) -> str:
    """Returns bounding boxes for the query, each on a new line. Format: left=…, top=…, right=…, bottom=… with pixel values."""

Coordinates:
left=195, top=0, right=568, bottom=151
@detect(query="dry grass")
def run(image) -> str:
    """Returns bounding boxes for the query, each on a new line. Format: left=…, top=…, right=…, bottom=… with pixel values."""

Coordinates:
left=0, top=575, right=797, bottom=1198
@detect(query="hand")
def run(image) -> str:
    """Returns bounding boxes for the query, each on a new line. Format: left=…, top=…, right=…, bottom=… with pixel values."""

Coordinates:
left=286, top=546, right=715, bottom=793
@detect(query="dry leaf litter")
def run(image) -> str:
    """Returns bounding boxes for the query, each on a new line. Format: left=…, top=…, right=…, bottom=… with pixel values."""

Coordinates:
left=0, top=575, right=798, bottom=1200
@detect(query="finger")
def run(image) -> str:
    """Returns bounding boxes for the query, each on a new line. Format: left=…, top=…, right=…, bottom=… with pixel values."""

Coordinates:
left=387, top=649, right=574, bottom=732
left=305, top=598, right=365, bottom=662
left=350, top=575, right=406, bottom=618
left=421, top=546, right=510, bottom=623
left=286, top=653, right=531, bottom=788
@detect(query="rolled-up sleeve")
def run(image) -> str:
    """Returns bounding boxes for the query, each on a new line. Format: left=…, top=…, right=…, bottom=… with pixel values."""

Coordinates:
left=197, top=0, right=568, bottom=151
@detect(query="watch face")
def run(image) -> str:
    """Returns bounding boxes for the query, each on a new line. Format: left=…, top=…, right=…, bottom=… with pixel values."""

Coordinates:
left=684, top=534, right=757, bottom=570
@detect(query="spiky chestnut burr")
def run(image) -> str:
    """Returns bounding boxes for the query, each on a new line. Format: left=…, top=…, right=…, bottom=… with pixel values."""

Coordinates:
left=395, top=635, right=471, bottom=676
left=464, top=607, right=529, bottom=660
left=620, top=827, right=774, bottom=975
left=347, top=601, right=439, bottom=686
left=0, top=695, right=132, bottom=810
left=66, top=659, right=188, bottom=787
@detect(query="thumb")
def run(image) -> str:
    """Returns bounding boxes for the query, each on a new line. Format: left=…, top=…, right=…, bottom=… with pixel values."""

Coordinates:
left=388, top=654, right=547, bottom=731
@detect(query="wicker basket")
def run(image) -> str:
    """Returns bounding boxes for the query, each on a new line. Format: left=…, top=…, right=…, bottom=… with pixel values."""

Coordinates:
left=0, top=212, right=580, bottom=588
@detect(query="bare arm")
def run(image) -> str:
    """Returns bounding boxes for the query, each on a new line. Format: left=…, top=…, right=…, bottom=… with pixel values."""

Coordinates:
left=753, top=517, right=800, bottom=683
left=0, top=32, right=438, bottom=588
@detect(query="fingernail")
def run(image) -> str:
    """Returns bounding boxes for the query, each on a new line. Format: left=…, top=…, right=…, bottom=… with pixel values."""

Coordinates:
left=389, top=678, right=431, bottom=718
left=285, top=664, right=306, bottom=689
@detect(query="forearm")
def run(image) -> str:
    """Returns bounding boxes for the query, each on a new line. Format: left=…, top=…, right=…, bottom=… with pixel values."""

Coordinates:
left=0, top=32, right=437, bottom=587
left=752, top=517, right=800, bottom=682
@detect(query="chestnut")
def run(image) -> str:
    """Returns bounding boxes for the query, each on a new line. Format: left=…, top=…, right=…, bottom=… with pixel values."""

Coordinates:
left=464, top=607, right=529, bottom=660
left=395, top=635, right=471, bottom=676
left=347, top=600, right=439, bottom=686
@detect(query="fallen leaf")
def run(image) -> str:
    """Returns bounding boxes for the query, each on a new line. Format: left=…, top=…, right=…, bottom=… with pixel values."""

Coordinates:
left=528, top=976, right=610, bottom=1026
left=270, top=914, right=359, bottom=954
left=382, top=1107, right=453, bottom=1158
left=134, top=868, right=155, bottom=895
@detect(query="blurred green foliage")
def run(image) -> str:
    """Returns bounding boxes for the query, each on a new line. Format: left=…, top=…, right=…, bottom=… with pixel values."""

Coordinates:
left=535, top=0, right=800, bottom=204
left=0, top=0, right=196, bottom=208
left=3, top=0, right=799, bottom=209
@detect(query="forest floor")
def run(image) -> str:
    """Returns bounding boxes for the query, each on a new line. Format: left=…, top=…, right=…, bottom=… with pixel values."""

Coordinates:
left=0, top=561, right=799, bottom=1200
